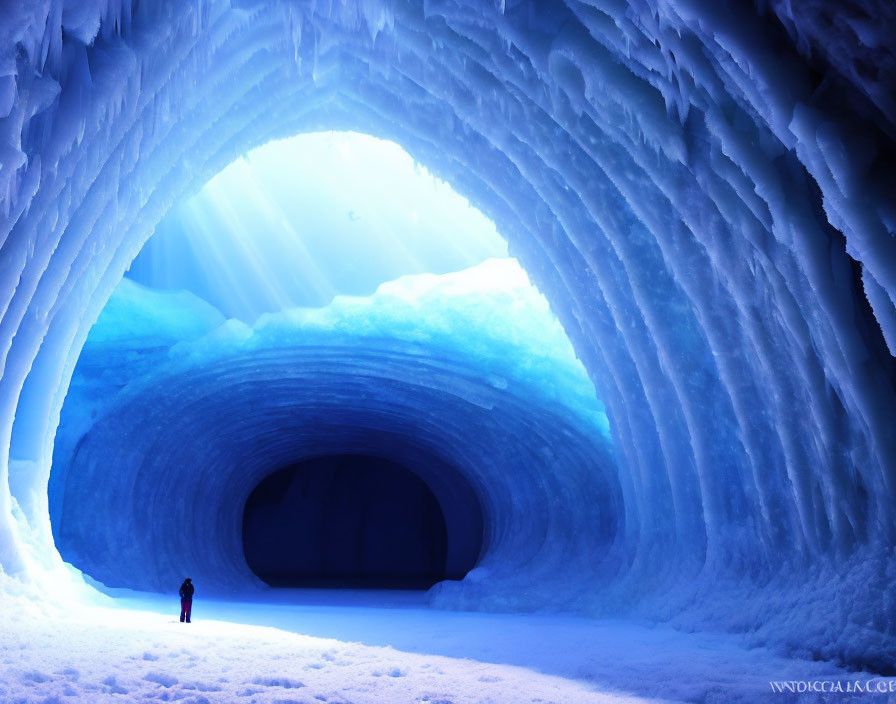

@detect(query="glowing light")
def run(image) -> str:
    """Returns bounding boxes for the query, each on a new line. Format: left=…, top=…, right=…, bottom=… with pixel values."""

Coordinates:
left=127, top=132, right=507, bottom=323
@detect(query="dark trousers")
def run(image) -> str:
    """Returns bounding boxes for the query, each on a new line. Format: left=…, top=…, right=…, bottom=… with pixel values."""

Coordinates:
left=180, top=599, right=192, bottom=623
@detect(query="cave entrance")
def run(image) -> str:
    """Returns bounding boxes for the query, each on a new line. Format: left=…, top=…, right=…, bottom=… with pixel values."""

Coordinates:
left=125, top=131, right=507, bottom=323
left=242, top=455, right=479, bottom=589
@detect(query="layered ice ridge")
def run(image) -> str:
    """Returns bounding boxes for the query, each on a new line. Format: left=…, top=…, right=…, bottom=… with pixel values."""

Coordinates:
left=50, top=261, right=619, bottom=606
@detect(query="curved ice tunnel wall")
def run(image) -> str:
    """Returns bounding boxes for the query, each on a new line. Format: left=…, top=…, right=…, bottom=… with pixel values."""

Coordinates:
left=49, top=265, right=618, bottom=603
left=1, top=0, right=895, bottom=670
left=52, top=345, right=619, bottom=602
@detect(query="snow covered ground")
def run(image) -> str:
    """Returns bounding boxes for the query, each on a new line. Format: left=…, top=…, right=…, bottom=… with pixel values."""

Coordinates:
left=2, top=588, right=887, bottom=704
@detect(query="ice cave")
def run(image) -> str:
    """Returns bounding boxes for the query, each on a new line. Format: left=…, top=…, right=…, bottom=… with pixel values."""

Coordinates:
left=1, top=1, right=895, bottom=702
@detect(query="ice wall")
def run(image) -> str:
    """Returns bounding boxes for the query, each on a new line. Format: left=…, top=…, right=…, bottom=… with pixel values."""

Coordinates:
left=50, top=261, right=618, bottom=605
left=1, top=0, right=895, bottom=669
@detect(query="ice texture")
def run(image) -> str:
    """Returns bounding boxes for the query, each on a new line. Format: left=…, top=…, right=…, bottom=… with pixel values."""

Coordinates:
left=0, top=590, right=872, bottom=704
left=0, top=0, right=895, bottom=673
left=51, top=259, right=617, bottom=606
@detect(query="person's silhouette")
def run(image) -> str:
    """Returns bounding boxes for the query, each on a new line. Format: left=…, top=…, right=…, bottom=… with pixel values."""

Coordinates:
left=179, top=578, right=194, bottom=623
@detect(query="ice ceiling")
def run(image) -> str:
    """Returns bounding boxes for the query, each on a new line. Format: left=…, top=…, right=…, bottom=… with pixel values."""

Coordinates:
left=1, top=0, right=895, bottom=672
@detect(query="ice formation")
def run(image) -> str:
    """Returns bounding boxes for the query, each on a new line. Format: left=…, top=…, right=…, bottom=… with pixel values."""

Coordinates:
left=1, top=0, right=895, bottom=675
left=51, top=260, right=616, bottom=603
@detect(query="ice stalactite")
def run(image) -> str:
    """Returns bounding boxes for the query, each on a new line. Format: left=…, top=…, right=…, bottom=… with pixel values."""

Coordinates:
left=0, top=0, right=895, bottom=670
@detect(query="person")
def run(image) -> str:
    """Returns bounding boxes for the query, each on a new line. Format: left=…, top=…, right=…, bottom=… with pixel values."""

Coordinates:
left=179, top=578, right=194, bottom=623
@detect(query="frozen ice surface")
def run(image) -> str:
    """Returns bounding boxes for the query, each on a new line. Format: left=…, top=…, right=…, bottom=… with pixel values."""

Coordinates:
left=0, top=594, right=635, bottom=704
left=2, top=589, right=885, bottom=704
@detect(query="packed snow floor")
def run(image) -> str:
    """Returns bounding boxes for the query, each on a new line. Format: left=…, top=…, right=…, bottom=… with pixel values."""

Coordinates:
left=1, top=589, right=891, bottom=703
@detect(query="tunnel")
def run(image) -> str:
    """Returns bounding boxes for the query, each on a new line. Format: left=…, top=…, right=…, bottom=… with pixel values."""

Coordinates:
left=1, top=0, right=896, bottom=698
left=47, top=286, right=620, bottom=604
left=242, top=454, right=482, bottom=589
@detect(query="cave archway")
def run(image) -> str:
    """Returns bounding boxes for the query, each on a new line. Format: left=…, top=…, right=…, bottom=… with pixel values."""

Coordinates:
left=49, top=343, right=619, bottom=599
left=242, top=454, right=483, bottom=589
left=8, top=1, right=894, bottom=585
left=2, top=0, right=896, bottom=671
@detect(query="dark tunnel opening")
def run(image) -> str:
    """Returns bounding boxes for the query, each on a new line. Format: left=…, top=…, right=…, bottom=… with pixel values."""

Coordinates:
left=242, top=455, right=482, bottom=590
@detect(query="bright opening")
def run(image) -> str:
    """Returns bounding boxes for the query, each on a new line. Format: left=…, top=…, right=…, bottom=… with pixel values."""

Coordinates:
left=126, top=132, right=507, bottom=321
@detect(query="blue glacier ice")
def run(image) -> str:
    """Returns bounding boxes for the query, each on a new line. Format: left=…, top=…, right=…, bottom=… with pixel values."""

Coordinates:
left=51, top=259, right=616, bottom=605
left=0, top=0, right=895, bottom=679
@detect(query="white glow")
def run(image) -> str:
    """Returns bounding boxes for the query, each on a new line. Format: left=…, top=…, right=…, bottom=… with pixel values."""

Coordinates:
left=127, top=132, right=507, bottom=322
